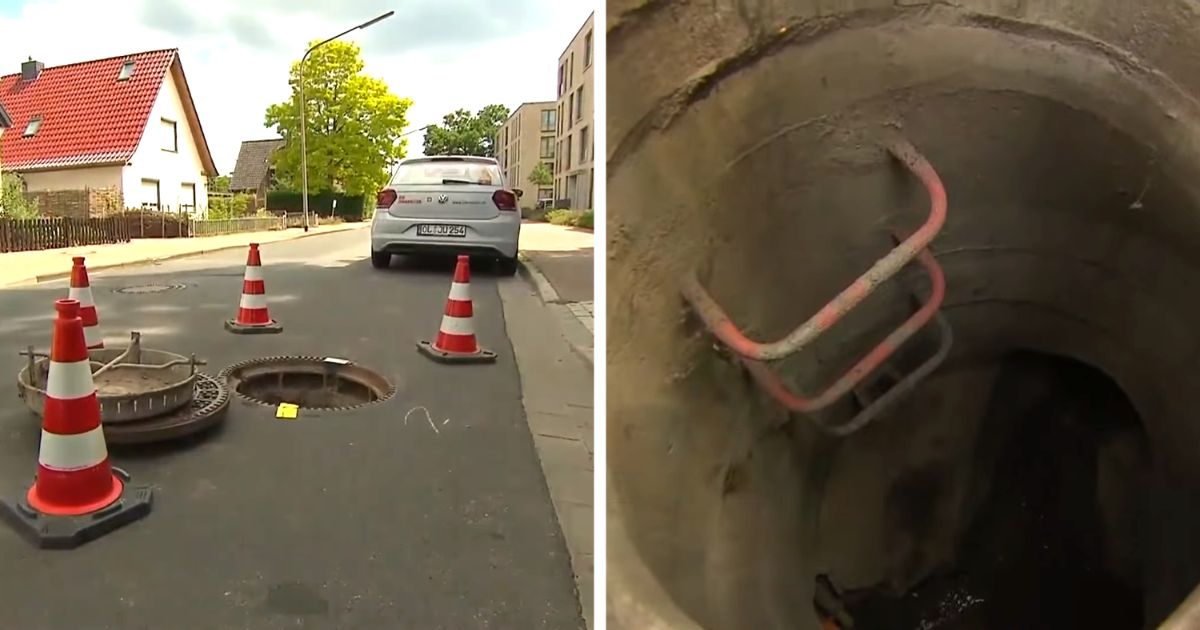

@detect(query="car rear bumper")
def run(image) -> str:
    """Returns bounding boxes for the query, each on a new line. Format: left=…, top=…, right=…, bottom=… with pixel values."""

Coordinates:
left=370, top=214, right=519, bottom=259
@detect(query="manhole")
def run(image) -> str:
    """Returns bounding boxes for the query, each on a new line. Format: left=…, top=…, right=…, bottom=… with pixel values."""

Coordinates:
left=113, top=283, right=188, bottom=294
left=218, top=356, right=395, bottom=411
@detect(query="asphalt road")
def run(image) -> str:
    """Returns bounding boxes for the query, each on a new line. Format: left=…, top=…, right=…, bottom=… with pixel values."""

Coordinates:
left=0, top=229, right=583, bottom=629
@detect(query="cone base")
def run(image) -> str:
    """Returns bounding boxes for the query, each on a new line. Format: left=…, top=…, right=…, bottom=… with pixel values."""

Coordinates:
left=0, top=467, right=153, bottom=550
left=224, top=319, right=283, bottom=335
left=417, top=340, right=497, bottom=364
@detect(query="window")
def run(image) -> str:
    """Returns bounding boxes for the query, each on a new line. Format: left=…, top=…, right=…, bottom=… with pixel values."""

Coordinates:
left=540, top=136, right=555, bottom=159
left=541, top=109, right=555, bottom=132
left=558, top=104, right=564, bottom=134
left=391, top=157, right=503, bottom=186
left=161, top=118, right=177, bottom=152
left=579, top=126, right=589, bottom=163
left=568, top=94, right=575, bottom=130
left=181, top=183, right=196, bottom=214
left=23, top=116, right=41, bottom=137
left=141, top=179, right=161, bottom=211
left=557, top=63, right=566, bottom=97
left=565, top=136, right=572, bottom=170
left=503, top=126, right=509, bottom=147
left=575, top=86, right=584, bottom=122
left=569, top=53, right=574, bottom=88
left=538, top=187, right=553, bottom=201
left=585, top=30, right=593, bottom=67
left=117, top=60, right=135, bottom=81
left=544, top=161, right=553, bottom=176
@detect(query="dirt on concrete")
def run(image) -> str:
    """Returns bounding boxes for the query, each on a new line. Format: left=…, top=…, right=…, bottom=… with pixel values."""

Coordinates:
left=606, top=1, right=1200, bottom=629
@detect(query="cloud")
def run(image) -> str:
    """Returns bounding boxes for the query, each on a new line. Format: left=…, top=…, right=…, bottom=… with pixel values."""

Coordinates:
left=0, top=0, right=591, bottom=172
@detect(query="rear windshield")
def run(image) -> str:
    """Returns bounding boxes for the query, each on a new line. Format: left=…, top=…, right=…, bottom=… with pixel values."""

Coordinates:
left=392, top=160, right=504, bottom=186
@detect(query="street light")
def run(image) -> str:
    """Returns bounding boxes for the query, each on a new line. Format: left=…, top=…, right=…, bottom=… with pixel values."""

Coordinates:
left=387, top=124, right=432, bottom=180
left=298, top=10, right=395, bottom=232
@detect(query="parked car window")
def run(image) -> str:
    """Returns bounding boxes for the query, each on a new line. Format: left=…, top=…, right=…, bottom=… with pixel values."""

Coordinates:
left=392, top=160, right=504, bottom=186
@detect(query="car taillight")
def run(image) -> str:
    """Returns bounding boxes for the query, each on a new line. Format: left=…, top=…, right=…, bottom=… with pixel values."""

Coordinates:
left=492, top=190, right=517, bottom=212
left=376, top=189, right=397, bottom=208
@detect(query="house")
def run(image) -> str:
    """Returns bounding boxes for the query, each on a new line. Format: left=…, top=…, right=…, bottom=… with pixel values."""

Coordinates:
left=229, top=138, right=284, bottom=208
left=0, top=100, right=10, bottom=213
left=0, top=50, right=218, bottom=217
left=0, top=99, right=11, bottom=175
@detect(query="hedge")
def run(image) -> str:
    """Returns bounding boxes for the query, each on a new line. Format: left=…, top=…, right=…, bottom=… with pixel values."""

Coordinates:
left=266, top=191, right=366, bottom=221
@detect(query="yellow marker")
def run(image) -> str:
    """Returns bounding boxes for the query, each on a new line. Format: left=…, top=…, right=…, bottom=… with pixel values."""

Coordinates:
left=276, top=403, right=299, bottom=420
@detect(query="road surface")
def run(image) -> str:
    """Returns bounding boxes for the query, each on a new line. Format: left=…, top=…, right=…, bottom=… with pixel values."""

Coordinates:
left=0, top=229, right=585, bottom=629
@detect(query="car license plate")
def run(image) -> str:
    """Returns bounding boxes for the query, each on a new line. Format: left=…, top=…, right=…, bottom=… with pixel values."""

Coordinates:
left=416, top=224, right=467, bottom=237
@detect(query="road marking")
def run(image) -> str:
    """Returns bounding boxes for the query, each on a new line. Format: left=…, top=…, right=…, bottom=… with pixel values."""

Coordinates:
left=403, top=406, right=443, bottom=434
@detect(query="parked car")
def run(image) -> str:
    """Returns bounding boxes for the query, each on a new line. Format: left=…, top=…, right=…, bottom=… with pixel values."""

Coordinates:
left=370, top=156, right=523, bottom=274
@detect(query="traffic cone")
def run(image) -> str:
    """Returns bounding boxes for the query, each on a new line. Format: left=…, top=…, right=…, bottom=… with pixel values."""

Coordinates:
left=224, top=243, right=282, bottom=334
left=68, top=256, right=103, bottom=350
left=417, top=255, right=497, bottom=364
left=0, top=299, right=152, bottom=549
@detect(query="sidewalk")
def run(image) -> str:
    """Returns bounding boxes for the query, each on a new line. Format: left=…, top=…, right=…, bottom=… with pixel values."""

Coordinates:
left=499, top=270, right=595, bottom=630
left=0, top=222, right=367, bottom=287
left=519, top=221, right=595, bottom=365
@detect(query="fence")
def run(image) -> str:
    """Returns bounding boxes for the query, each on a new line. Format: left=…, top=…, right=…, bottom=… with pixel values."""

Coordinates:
left=188, top=216, right=285, bottom=237
left=0, top=217, right=131, bottom=253
left=1, top=210, right=297, bottom=254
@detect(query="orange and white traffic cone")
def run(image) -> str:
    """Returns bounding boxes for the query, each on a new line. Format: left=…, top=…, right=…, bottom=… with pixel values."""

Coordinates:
left=224, top=243, right=282, bottom=334
left=0, top=299, right=152, bottom=549
left=417, top=255, right=497, bottom=364
left=68, top=256, right=103, bottom=350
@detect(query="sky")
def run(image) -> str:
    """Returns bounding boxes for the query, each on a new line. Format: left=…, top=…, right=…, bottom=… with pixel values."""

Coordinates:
left=0, top=0, right=591, bottom=173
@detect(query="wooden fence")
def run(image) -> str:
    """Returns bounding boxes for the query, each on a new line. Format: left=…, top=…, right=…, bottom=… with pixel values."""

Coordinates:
left=0, top=217, right=131, bottom=253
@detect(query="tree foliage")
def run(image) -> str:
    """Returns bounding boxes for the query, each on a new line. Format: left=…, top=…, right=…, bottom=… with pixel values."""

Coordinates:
left=527, top=162, right=553, bottom=188
left=264, top=41, right=413, bottom=197
left=422, top=104, right=510, bottom=157
left=0, top=173, right=38, bottom=218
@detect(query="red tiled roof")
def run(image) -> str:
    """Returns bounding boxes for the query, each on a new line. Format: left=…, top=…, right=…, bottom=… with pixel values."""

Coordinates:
left=0, top=49, right=214, bottom=173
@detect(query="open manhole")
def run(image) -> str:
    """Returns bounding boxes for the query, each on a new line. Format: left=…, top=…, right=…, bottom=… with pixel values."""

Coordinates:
left=219, top=356, right=395, bottom=411
left=113, top=283, right=188, bottom=294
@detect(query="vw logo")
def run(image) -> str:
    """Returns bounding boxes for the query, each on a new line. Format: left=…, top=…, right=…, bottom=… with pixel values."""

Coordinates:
left=437, top=195, right=450, bottom=204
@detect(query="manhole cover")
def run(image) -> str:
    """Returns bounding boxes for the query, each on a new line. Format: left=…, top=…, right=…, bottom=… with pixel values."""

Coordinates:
left=219, top=356, right=395, bottom=411
left=113, top=283, right=187, bottom=294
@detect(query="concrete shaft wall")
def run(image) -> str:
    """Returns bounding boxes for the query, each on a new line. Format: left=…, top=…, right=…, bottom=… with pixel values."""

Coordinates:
left=607, top=1, right=1200, bottom=629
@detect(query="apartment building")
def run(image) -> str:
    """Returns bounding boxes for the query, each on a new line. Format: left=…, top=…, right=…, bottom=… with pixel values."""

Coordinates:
left=554, top=12, right=594, bottom=210
left=494, top=101, right=557, bottom=207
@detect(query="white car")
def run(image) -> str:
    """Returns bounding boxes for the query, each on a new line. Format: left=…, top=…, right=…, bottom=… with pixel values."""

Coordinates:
left=371, top=156, right=523, bottom=274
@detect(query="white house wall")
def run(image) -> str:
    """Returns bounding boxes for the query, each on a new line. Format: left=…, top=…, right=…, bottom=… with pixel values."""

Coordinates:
left=122, top=67, right=209, bottom=216
left=22, top=165, right=122, bottom=191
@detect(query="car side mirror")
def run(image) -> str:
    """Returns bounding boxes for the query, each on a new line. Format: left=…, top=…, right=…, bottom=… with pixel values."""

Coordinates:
left=513, top=188, right=524, bottom=199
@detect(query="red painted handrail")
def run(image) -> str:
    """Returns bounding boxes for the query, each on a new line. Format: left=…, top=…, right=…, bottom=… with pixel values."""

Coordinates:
left=681, top=138, right=947, bottom=362
left=739, top=248, right=946, bottom=415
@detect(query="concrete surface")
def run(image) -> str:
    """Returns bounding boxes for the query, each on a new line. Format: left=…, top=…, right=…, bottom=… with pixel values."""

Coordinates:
left=520, top=222, right=593, bottom=304
left=607, top=0, right=1200, bottom=628
left=0, top=222, right=366, bottom=287
left=500, top=272, right=596, bottom=630
left=517, top=222, right=595, bottom=367
left=0, top=229, right=585, bottom=629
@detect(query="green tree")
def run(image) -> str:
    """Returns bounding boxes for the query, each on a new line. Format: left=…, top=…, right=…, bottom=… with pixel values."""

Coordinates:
left=527, top=162, right=553, bottom=188
left=208, top=175, right=231, bottom=193
left=0, top=172, right=38, bottom=218
left=264, top=41, right=413, bottom=197
left=423, top=104, right=510, bottom=157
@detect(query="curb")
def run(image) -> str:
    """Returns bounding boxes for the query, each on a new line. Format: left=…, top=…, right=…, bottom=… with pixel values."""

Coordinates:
left=3, top=224, right=366, bottom=287
left=517, top=252, right=563, bottom=304
left=517, top=254, right=593, bottom=368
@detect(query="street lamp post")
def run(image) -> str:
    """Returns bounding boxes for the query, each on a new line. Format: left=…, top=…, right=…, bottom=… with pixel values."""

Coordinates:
left=387, top=124, right=432, bottom=180
left=298, top=10, right=395, bottom=232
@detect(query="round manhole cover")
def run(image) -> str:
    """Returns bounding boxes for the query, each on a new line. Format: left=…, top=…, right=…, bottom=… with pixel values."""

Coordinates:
left=219, top=356, right=395, bottom=411
left=113, top=283, right=188, bottom=294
